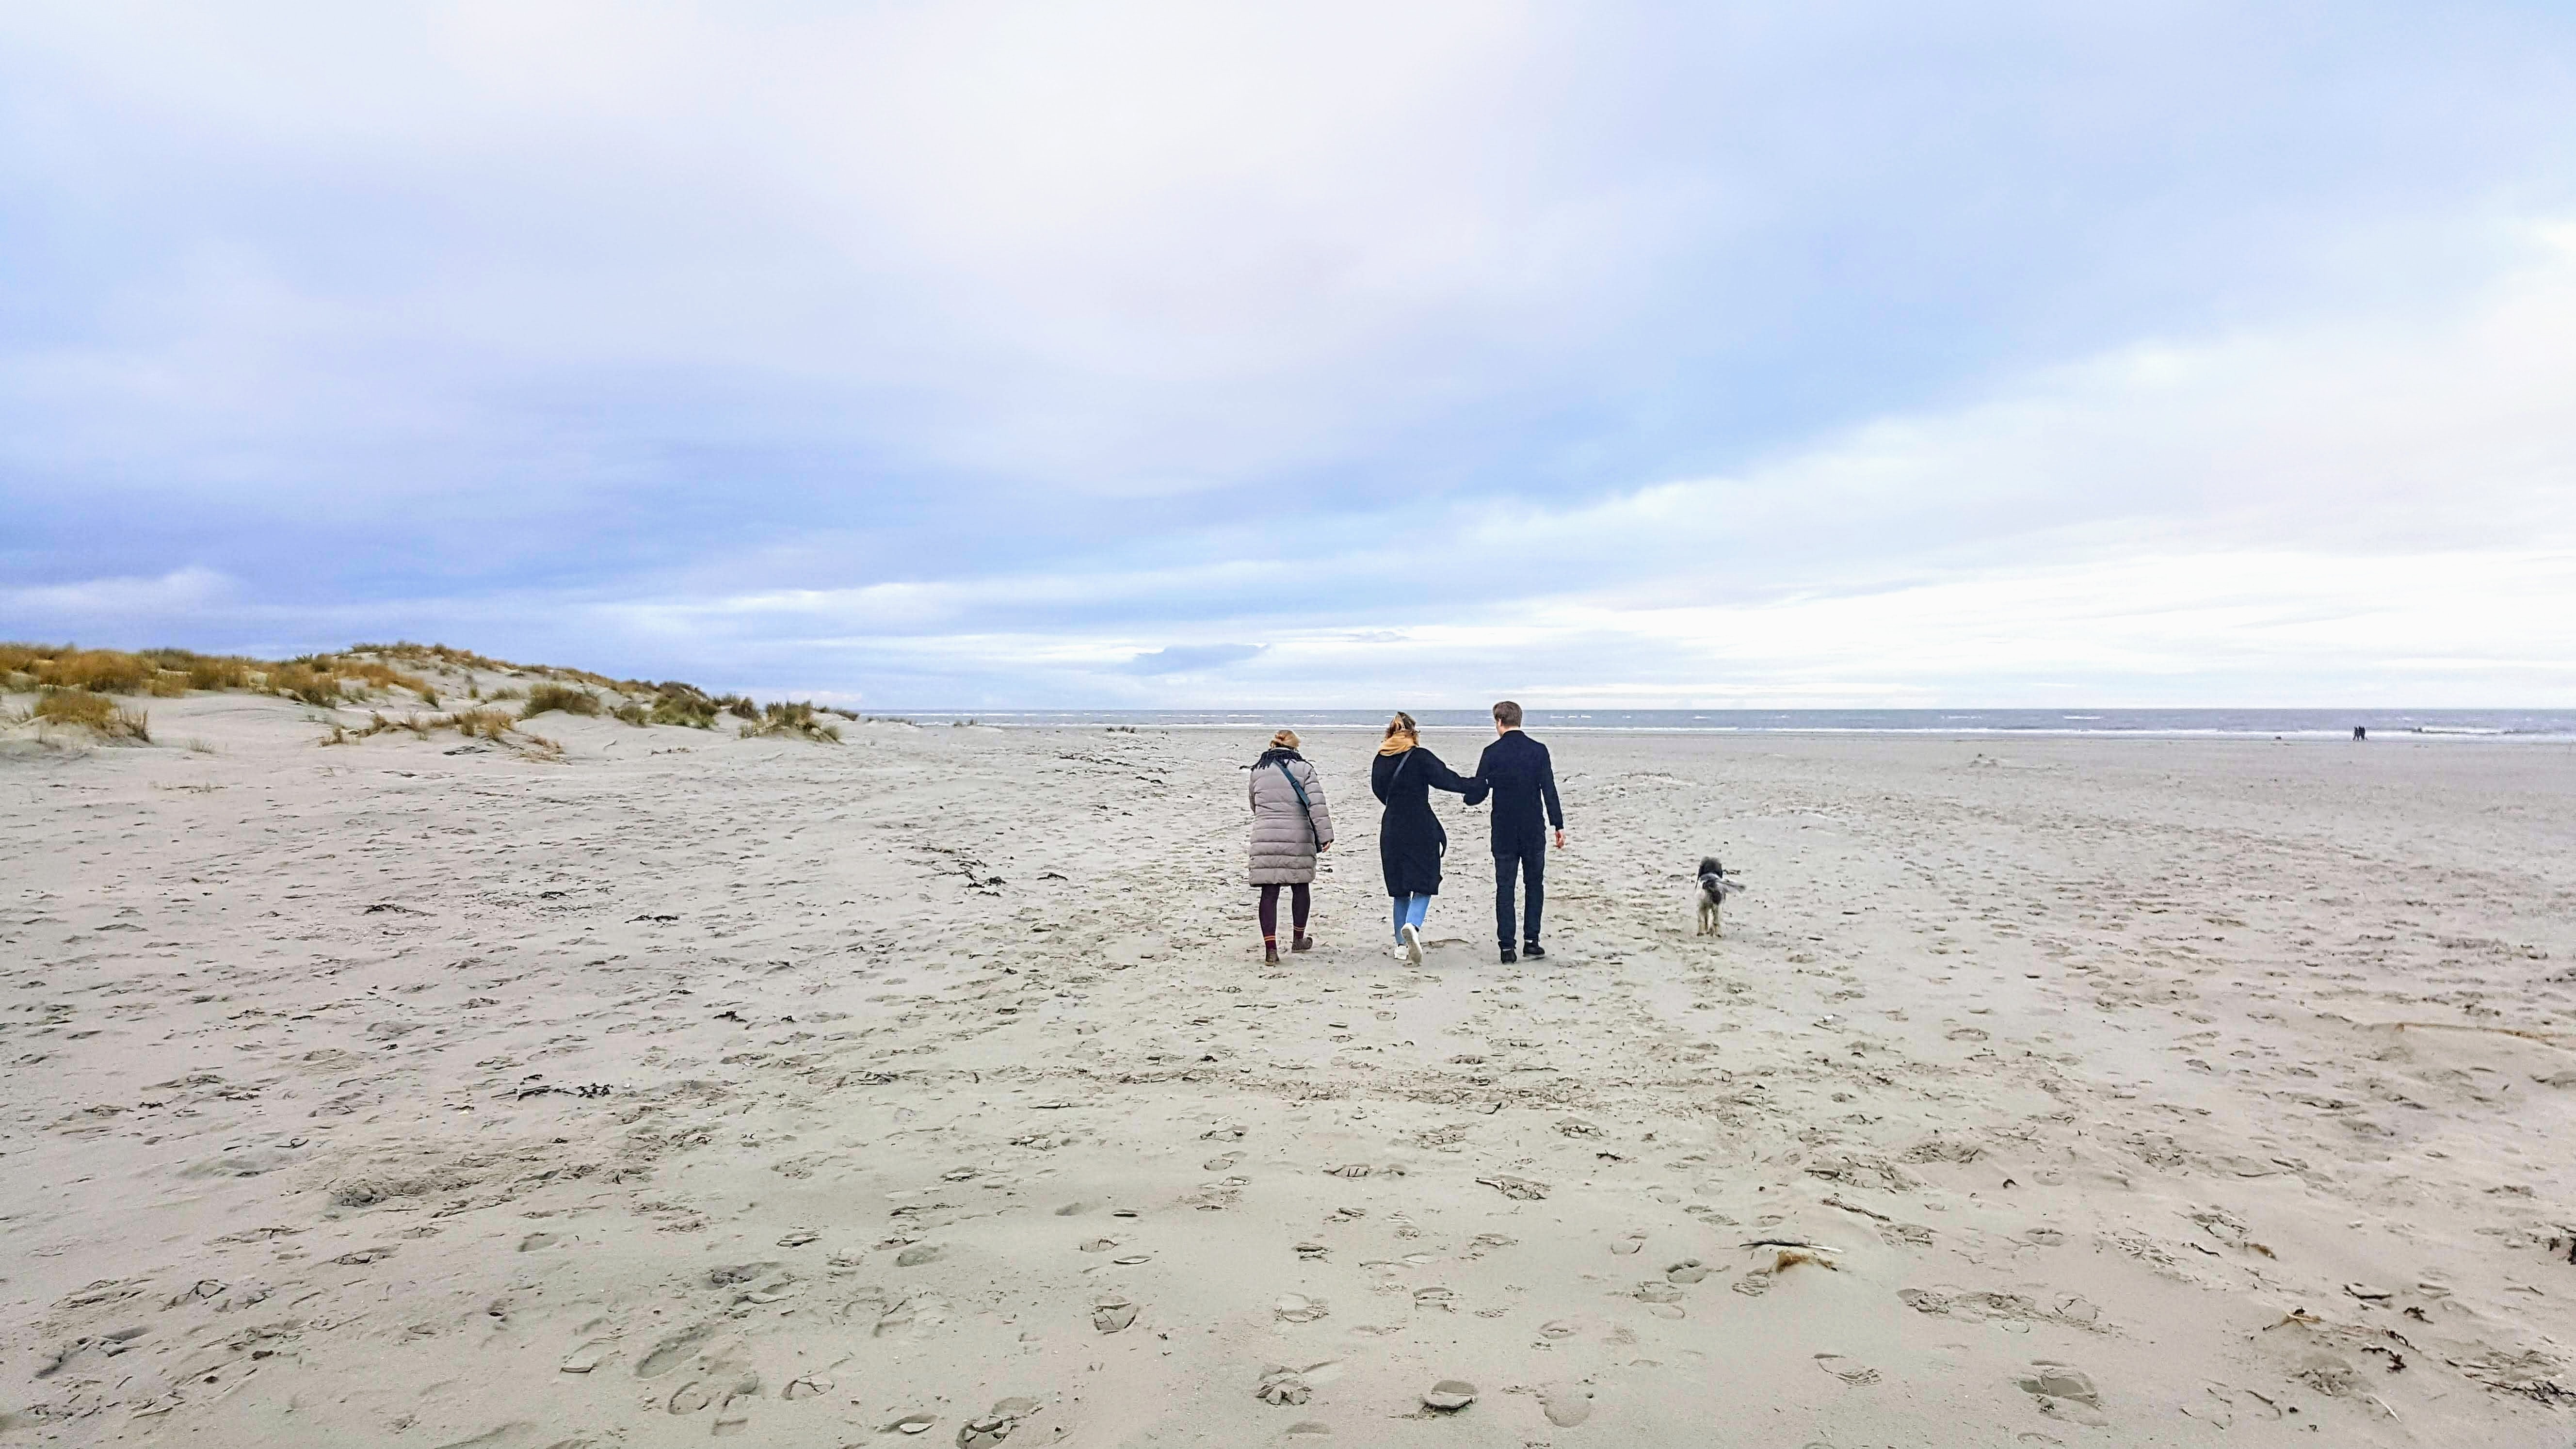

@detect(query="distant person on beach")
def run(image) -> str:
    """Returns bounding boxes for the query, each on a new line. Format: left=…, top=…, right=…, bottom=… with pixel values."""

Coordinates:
left=1467, top=699, right=1564, bottom=964
left=1372, top=711, right=1475, bottom=966
left=1248, top=728, right=1334, bottom=966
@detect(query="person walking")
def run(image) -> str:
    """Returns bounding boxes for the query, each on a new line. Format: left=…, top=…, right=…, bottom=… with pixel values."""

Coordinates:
left=1371, top=711, right=1475, bottom=966
left=1469, top=699, right=1564, bottom=963
left=1248, top=728, right=1334, bottom=966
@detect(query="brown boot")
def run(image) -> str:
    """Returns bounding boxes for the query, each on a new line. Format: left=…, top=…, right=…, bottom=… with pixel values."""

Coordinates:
left=1263, top=942, right=1281, bottom=966
left=1290, top=933, right=1314, bottom=953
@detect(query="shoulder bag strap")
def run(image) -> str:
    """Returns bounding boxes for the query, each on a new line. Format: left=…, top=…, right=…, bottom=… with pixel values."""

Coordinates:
left=1271, top=757, right=1319, bottom=846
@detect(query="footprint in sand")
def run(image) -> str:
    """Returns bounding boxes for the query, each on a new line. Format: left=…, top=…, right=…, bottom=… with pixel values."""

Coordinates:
left=1421, top=1380, right=1477, bottom=1412
left=896, top=1245, right=942, bottom=1267
left=1815, top=1353, right=1881, bottom=1385
left=1092, top=1299, right=1139, bottom=1333
left=1256, top=1368, right=1312, bottom=1405
left=1609, top=1233, right=1645, bottom=1256
left=637, top=1323, right=715, bottom=1378
left=669, top=1381, right=711, bottom=1414
left=1541, top=1386, right=1596, bottom=1426
left=1274, top=1294, right=1329, bottom=1323
left=889, top=1413, right=935, bottom=1434
left=1666, top=1259, right=1709, bottom=1284
left=957, top=1397, right=1039, bottom=1447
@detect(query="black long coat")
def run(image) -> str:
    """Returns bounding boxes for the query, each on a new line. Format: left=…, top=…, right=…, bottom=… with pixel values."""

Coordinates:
left=1371, top=746, right=1473, bottom=897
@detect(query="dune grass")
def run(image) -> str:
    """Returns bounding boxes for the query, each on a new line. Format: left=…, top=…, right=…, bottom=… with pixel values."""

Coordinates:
left=3, top=639, right=846, bottom=748
left=0, top=643, right=435, bottom=706
left=32, top=689, right=150, bottom=741
left=739, top=700, right=843, bottom=743
left=340, top=707, right=519, bottom=744
left=520, top=682, right=602, bottom=719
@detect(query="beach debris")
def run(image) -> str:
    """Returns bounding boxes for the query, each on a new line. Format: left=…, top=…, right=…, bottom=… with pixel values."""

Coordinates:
left=1422, top=1380, right=1478, bottom=1412
left=891, top=1414, right=935, bottom=1434
left=776, top=1228, right=818, bottom=1247
left=1476, top=1175, right=1549, bottom=1200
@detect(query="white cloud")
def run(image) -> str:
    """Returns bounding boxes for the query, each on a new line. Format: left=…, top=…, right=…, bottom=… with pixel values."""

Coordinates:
left=2, top=566, right=236, bottom=624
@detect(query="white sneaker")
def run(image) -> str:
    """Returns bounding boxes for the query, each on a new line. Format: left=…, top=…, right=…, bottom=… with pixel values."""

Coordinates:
left=1401, top=923, right=1424, bottom=966
left=1392, top=943, right=1412, bottom=962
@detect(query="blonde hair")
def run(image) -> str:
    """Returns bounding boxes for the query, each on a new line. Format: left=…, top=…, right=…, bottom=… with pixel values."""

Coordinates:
left=1378, top=711, right=1418, bottom=756
left=1270, top=728, right=1301, bottom=750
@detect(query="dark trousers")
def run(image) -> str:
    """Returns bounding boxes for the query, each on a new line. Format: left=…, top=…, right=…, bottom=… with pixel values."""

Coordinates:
left=1494, top=836, right=1546, bottom=946
left=1257, top=883, right=1310, bottom=941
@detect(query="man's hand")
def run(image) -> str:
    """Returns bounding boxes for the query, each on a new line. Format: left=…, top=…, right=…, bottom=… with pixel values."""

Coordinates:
left=1317, top=841, right=1331, bottom=852
left=1553, top=829, right=1566, bottom=851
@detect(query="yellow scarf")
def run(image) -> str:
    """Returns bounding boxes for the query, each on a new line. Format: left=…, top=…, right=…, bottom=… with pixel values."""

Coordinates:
left=1378, top=731, right=1417, bottom=756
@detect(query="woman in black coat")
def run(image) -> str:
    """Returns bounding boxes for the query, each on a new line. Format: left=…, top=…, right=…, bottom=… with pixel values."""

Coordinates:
left=1371, top=711, right=1477, bottom=966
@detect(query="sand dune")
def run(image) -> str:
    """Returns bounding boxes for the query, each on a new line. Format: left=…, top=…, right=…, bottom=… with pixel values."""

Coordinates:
left=5, top=692, right=2575, bottom=1446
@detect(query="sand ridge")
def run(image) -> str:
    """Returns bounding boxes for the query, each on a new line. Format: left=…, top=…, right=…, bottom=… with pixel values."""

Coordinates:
left=4, top=696, right=2575, bottom=1446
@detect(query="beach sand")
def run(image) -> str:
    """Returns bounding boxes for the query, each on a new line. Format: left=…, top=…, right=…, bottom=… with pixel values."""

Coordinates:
left=5, top=695, right=2575, bottom=1446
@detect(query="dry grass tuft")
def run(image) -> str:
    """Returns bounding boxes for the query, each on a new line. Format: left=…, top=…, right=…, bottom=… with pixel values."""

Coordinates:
left=32, top=689, right=150, bottom=741
left=338, top=707, right=517, bottom=745
left=450, top=708, right=516, bottom=740
left=646, top=683, right=719, bottom=728
left=739, top=700, right=843, bottom=743
left=521, top=682, right=602, bottom=719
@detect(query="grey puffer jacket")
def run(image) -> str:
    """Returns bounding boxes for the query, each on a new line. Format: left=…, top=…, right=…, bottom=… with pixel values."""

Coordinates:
left=1247, top=749, right=1335, bottom=886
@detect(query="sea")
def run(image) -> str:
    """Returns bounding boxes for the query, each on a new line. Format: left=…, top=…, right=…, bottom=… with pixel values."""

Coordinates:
left=859, top=708, right=2576, bottom=741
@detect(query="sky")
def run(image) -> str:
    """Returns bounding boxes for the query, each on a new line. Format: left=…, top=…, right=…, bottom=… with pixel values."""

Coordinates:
left=3, top=2, right=2573, bottom=707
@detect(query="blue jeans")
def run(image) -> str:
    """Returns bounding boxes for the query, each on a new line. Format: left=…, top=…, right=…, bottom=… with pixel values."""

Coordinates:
left=1391, top=893, right=1431, bottom=942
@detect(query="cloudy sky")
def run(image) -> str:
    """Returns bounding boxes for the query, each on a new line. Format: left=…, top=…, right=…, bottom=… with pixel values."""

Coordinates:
left=4, top=3, right=2573, bottom=706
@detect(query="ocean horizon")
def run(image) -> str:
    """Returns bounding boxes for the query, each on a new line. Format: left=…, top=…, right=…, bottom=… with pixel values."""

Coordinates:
left=846, top=707, right=2576, bottom=741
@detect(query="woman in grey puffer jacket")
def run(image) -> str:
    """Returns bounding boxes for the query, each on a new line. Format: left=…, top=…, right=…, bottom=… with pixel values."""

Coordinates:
left=1248, top=728, right=1335, bottom=965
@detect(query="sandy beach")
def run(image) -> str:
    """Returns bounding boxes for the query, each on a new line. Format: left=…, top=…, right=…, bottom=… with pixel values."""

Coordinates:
left=6, top=690, right=2575, bottom=1448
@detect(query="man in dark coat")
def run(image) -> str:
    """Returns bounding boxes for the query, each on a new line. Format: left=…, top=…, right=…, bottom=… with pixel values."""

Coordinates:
left=1465, top=700, right=1564, bottom=963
